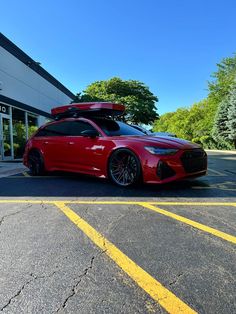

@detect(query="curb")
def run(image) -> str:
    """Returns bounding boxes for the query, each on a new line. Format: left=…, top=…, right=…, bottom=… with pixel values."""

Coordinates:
left=205, top=149, right=236, bottom=155
left=0, top=167, right=27, bottom=178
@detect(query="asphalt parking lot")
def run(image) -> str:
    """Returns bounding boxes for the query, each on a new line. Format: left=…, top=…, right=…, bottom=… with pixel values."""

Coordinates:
left=0, top=151, right=235, bottom=313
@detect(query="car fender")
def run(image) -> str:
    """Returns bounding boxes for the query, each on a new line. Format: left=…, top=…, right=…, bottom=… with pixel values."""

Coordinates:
left=106, top=145, right=143, bottom=178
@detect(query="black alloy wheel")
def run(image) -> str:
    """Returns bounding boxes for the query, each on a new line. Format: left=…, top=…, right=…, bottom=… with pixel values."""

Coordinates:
left=28, top=150, right=45, bottom=176
left=108, top=149, right=141, bottom=186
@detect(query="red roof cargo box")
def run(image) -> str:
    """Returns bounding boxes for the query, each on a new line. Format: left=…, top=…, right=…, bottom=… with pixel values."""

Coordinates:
left=51, top=102, right=125, bottom=119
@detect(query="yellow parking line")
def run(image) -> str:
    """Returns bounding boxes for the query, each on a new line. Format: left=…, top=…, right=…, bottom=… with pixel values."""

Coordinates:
left=66, top=201, right=236, bottom=206
left=54, top=201, right=196, bottom=314
left=0, top=200, right=236, bottom=207
left=141, top=203, right=236, bottom=245
left=148, top=202, right=236, bottom=206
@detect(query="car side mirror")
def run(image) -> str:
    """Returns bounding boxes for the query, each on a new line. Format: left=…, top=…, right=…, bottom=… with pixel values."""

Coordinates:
left=81, top=129, right=99, bottom=138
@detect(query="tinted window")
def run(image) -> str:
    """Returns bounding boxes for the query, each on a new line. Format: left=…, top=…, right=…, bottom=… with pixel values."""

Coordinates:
left=92, top=118, right=145, bottom=136
left=68, top=121, right=97, bottom=136
left=35, top=128, right=47, bottom=137
left=36, top=122, right=71, bottom=137
left=35, top=120, right=97, bottom=137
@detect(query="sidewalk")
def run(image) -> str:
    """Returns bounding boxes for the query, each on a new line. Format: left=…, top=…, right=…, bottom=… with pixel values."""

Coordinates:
left=0, top=161, right=27, bottom=178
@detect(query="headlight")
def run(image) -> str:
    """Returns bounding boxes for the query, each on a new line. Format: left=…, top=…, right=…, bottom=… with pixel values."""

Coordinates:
left=144, top=146, right=179, bottom=155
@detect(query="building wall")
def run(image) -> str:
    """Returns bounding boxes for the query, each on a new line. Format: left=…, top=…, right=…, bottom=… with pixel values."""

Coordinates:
left=0, top=46, right=72, bottom=115
left=0, top=37, right=75, bottom=160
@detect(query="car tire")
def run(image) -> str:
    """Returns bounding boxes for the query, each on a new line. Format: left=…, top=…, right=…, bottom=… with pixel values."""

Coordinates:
left=28, top=150, right=45, bottom=176
left=108, top=148, right=142, bottom=187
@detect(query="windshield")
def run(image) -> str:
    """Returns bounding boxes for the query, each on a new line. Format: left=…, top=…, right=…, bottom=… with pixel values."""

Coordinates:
left=131, top=125, right=152, bottom=135
left=92, top=118, right=145, bottom=136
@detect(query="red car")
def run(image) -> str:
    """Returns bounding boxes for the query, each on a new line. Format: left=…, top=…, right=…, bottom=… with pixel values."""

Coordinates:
left=23, top=102, right=207, bottom=186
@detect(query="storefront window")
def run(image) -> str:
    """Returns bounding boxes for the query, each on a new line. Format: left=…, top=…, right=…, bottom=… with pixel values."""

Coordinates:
left=1, top=106, right=39, bottom=160
left=2, top=117, right=11, bottom=157
left=12, top=107, right=26, bottom=159
left=28, top=114, right=38, bottom=137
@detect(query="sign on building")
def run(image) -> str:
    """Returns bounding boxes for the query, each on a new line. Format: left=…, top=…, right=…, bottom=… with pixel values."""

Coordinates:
left=0, top=104, right=9, bottom=114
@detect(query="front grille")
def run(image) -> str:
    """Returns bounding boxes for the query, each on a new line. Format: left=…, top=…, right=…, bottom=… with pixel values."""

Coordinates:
left=181, top=149, right=207, bottom=173
left=157, top=161, right=176, bottom=180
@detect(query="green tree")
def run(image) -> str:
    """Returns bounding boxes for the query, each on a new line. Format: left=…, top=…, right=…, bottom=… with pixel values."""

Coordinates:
left=28, top=125, right=38, bottom=137
left=195, top=100, right=217, bottom=135
left=227, top=84, right=236, bottom=148
left=74, top=77, right=158, bottom=124
left=153, top=54, right=236, bottom=149
left=152, top=112, right=175, bottom=132
left=212, top=83, right=236, bottom=149
left=208, top=54, right=236, bottom=109
left=153, top=107, right=191, bottom=139
left=13, top=122, right=27, bottom=158
left=212, top=99, right=231, bottom=144
left=153, top=99, right=220, bottom=148
left=208, top=54, right=236, bottom=118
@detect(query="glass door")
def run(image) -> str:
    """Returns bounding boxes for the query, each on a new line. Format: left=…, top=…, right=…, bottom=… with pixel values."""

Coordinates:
left=0, top=114, right=13, bottom=160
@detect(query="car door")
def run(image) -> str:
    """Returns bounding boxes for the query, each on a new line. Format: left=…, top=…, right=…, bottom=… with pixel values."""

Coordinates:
left=38, top=121, right=72, bottom=170
left=64, top=120, right=105, bottom=175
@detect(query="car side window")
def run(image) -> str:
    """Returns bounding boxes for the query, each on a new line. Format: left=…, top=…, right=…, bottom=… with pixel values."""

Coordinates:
left=35, top=121, right=71, bottom=137
left=68, top=121, right=98, bottom=136
left=35, top=128, right=47, bottom=137
left=35, top=121, right=98, bottom=137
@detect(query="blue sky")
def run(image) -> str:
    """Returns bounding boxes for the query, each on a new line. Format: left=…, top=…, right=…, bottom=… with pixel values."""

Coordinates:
left=1, top=0, right=235, bottom=115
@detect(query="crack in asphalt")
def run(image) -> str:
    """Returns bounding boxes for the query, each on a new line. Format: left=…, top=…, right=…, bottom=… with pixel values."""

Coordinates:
left=56, top=250, right=107, bottom=313
left=136, top=207, right=145, bottom=215
left=0, top=204, right=33, bottom=233
left=40, top=202, right=49, bottom=211
left=0, top=271, right=57, bottom=312
left=169, top=272, right=185, bottom=286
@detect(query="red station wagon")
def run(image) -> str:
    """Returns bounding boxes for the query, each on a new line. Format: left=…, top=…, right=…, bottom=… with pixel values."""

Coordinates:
left=23, top=102, right=207, bottom=186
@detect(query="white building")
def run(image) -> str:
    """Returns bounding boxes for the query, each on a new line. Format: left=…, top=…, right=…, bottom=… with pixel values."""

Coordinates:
left=0, top=33, right=75, bottom=160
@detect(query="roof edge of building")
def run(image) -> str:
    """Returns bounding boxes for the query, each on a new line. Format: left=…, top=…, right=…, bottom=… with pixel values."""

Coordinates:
left=0, top=94, right=52, bottom=118
left=0, top=33, right=75, bottom=100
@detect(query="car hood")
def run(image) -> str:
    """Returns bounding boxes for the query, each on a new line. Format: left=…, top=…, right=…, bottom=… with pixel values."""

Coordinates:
left=113, top=135, right=201, bottom=149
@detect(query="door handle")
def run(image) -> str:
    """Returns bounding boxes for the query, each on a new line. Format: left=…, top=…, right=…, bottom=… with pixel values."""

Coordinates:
left=68, top=142, right=75, bottom=145
left=44, top=141, right=49, bottom=145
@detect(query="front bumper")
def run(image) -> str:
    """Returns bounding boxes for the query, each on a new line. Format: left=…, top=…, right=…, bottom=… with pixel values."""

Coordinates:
left=142, top=148, right=207, bottom=184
